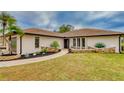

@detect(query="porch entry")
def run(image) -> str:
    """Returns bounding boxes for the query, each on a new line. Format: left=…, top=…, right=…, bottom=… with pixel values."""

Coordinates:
left=64, top=39, right=69, bottom=48
left=72, top=38, right=85, bottom=49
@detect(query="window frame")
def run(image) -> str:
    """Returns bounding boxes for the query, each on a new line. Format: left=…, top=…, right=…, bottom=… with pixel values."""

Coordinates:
left=82, top=38, right=85, bottom=48
left=35, top=37, right=40, bottom=48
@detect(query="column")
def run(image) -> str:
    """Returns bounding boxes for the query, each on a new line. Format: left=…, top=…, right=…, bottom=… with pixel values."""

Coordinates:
left=80, top=37, right=82, bottom=49
left=75, top=38, right=77, bottom=49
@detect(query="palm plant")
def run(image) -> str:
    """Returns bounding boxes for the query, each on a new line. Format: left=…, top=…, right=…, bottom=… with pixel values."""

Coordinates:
left=0, top=12, right=11, bottom=46
left=0, top=12, right=24, bottom=54
left=7, top=24, right=24, bottom=54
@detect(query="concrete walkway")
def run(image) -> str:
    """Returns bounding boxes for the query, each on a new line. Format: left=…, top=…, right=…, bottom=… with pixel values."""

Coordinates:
left=0, top=49, right=69, bottom=67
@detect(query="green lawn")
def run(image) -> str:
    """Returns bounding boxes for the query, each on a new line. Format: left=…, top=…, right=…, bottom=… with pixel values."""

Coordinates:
left=0, top=53, right=124, bottom=80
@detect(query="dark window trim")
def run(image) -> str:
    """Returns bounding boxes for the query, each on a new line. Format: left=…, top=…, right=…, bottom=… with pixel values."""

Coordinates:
left=82, top=38, right=85, bottom=47
left=35, top=37, right=40, bottom=48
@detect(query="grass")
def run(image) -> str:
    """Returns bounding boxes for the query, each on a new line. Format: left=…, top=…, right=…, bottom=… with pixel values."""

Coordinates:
left=0, top=53, right=124, bottom=80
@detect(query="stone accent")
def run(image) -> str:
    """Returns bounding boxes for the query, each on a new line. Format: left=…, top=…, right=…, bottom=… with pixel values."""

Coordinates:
left=70, top=47, right=116, bottom=53
left=47, top=47, right=59, bottom=53
left=41, top=47, right=59, bottom=53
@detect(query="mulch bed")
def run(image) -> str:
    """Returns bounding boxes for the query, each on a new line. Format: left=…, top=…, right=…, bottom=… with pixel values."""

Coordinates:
left=0, top=51, right=60, bottom=62
left=20, top=52, right=57, bottom=59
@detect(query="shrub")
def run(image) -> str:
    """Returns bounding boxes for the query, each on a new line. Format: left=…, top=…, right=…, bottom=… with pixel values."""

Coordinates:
left=95, top=42, right=106, bottom=48
left=50, top=41, right=60, bottom=49
left=41, top=47, right=48, bottom=53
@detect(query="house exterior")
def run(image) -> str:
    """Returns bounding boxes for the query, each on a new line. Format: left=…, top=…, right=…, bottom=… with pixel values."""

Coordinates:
left=1, top=28, right=124, bottom=54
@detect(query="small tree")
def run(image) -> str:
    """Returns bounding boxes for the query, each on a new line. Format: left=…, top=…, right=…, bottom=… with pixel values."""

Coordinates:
left=95, top=42, right=106, bottom=48
left=59, top=24, right=74, bottom=33
left=0, top=12, right=24, bottom=54
left=7, top=26, right=24, bottom=54
left=6, top=16, right=24, bottom=54
left=50, top=41, right=60, bottom=49
left=0, top=12, right=12, bottom=46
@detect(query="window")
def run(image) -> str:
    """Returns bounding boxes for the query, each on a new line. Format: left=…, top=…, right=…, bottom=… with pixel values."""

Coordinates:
left=82, top=38, right=85, bottom=47
left=73, top=38, right=76, bottom=47
left=77, top=38, right=80, bottom=47
left=35, top=37, right=39, bottom=48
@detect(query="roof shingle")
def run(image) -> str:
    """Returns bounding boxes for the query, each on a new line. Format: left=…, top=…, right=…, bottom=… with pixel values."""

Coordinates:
left=23, top=28, right=63, bottom=37
left=23, top=28, right=124, bottom=38
left=62, top=28, right=124, bottom=37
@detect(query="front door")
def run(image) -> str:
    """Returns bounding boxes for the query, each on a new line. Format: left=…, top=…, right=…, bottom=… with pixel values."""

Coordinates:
left=64, top=39, right=69, bottom=48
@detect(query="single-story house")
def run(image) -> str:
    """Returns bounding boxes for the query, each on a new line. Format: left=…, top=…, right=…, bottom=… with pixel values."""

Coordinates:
left=0, top=28, right=124, bottom=54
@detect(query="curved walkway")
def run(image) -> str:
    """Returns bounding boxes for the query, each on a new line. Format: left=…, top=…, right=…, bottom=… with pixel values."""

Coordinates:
left=0, top=49, right=69, bottom=67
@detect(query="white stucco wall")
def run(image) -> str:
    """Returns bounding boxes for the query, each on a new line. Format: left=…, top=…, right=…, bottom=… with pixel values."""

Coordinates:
left=6, top=35, right=20, bottom=55
left=21, top=35, right=64, bottom=54
left=86, top=36, right=119, bottom=52
left=0, top=35, right=20, bottom=54
left=0, top=37, right=2, bottom=46
left=16, top=35, right=20, bottom=55
left=16, top=34, right=120, bottom=54
left=69, top=36, right=120, bottom=53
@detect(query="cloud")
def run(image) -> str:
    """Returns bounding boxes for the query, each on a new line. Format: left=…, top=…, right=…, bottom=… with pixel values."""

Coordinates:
left=87, top=11, right=120, bottom=20
left=7, top=11, right=124, bottom=32
left=10, top=11, right=57, bottom=29
left=34, top=12, right=56, bottom=26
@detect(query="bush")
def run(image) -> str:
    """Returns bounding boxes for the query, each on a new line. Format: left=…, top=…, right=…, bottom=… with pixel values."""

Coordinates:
left=41, top=47, right=48, bottom=53
left=95, top=42, right=106, bottom=48
left=50, top=41, right=60, bottom=49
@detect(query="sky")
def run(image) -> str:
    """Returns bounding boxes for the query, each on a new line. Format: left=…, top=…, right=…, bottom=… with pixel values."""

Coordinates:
left=8, top=11, right=124, bottom=32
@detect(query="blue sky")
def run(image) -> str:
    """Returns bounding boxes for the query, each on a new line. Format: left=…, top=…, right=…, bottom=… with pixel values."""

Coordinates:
left=9, top=11, right=124, bottom=32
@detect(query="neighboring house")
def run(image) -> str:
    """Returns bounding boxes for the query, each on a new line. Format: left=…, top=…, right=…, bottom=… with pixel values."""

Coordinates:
left=0, top=28, right=124, bottom=54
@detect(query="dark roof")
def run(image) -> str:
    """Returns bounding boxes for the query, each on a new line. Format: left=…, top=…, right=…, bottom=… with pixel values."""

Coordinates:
left=23, top=28, right=124, bottom=38
left=23, top=28, right=63, bottom=37
left=62, top=28, right=124, bottom=37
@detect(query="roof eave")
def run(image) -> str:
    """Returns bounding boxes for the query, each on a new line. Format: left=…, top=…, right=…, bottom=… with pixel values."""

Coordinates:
left=24, top=33, right=64, bottom=38
left=63, top=34, right=124, bottom=38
